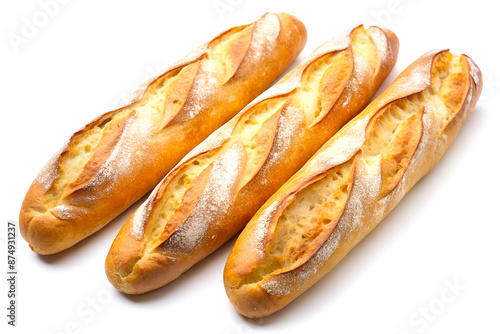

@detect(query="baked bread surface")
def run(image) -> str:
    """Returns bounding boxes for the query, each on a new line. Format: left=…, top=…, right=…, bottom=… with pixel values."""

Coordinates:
left=223, top=50, right=482, bottom=318
left=105, top=25, right=399, bottom=294
left=19, top=13, right=307, bottom=255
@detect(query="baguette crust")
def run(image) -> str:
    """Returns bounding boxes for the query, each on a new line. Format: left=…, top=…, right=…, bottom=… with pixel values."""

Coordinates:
left=19, top=13, right=307, bottom=255
left=105, top=26, right=399, bottom=294
left=223, top=50, right=482, bottom=318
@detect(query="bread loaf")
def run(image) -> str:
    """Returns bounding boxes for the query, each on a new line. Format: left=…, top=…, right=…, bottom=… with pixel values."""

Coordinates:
left=19, top=13, right=307, bottom=255
left=105, top=25, right=399, bottom=294
left=223, top=49, right=482, bottom=318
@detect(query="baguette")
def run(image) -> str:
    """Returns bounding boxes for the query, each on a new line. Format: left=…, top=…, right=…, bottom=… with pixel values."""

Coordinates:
left=223, top=50, right=483, bottom=318
left=105, top=25, right=399, bottom=294
left=19, top=13, right=307, bottom=255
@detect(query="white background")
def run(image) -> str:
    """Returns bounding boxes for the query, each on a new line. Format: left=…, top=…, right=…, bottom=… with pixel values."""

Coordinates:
left=1, top=0, right=499, bottom=333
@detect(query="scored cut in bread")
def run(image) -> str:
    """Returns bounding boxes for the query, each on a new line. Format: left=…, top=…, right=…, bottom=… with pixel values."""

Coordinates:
left=223, top=49, right=482, bottom=318
left=105, top=25, right=399, bottom=294
left=19, top=13, right=307, bottom=255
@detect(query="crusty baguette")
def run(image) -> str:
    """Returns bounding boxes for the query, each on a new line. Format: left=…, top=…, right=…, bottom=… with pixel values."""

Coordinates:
left=105, top=25, right=399, bottom=294
left=223, top=49, right=483, bottom=318
left=19, top=13, right=307, bottom=255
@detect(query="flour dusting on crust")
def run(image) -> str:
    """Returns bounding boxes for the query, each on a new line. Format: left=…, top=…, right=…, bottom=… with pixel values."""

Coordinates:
left=259, top=104, right=305, bottom=182
left=178, top=117, right=238, bottom=166
left=249, top=14, right=281, bottom=61
left=82, top=113, right=153, bottom=202
left=35, top=140, right=69, bottom=191
left=368, top=27, right=389, bottom=63
left=388, top=54, right=435, bottom=100
left=51, top=204, right=86, bottom=221
left=311, top=115, right=370, bottom=174
left=163, top=142, right=244, bottom=254
left=86, top=114, right=136, bottom=190
left=466, top=58, right=481, bottom=87
left=177, top=61, right=219, bottom=122
left=130, top=190, right=157, bottom=240
left=250, top=201, right=280, bottom=259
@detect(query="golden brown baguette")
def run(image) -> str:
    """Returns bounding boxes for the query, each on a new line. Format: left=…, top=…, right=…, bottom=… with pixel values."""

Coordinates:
left=105, top=25, right=399, bottom=294
left=223, top=50, right=483, bottom=318
left=19, top=13, right=307, bottom=255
